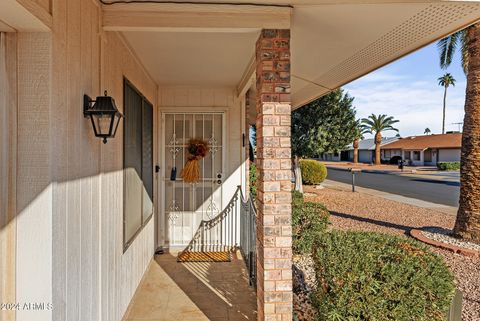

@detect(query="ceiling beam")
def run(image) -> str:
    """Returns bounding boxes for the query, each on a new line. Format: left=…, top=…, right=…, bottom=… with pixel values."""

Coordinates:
left=102, top=4, right=291, bottom=31
left=236, top=55, right=256, bottom=98
left=0, top=0, right=51, bottom=31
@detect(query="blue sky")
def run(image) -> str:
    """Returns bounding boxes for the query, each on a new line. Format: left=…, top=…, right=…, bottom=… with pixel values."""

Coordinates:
left=344, top=42, right=466, bottom=138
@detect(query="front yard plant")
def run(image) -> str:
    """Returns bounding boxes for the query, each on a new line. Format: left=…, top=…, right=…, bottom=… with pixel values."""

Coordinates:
left=292, top=191, right=330, bottom=254
left=299, top=159, right=328, bottom=185
left=249, top=162, right=257, bottom=199
left=437, top=161, right=461, bottom=171
left=311, top=231, right=455, bottom=321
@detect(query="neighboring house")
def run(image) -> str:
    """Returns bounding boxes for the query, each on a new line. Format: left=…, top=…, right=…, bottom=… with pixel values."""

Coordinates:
left=1, top=2, right=479, bottom=321
left=344, top=137, right=399, bottom=163
left=381, top=133, right=462, bottom=166
left=319, top=151, right=342, bottom=162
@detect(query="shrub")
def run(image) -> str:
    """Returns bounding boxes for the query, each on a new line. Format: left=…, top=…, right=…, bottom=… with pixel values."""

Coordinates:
left=299, top=159, right=328, bottom=185
left=292, top=191, right=330, bottom=254
left=437, top=161, right=460, bottom=171
left=249, top=163, right=257, bottom=199
left=311, top=231, right=455, bottom=321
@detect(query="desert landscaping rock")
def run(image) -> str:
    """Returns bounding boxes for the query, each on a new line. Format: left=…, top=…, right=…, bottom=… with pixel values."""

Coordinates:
left=293, top=255, right=317, bottom=321
left=422, top=227, right=480, bottom=252
left=303, top=185, right=480, bottom=321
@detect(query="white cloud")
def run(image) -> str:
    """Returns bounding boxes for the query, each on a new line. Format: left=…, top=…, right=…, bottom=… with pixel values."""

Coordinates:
left=344, top=70, right=466, bottom=138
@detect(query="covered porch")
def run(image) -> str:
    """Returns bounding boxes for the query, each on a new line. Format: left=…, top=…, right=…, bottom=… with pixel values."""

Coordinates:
left=122, top=252, right=257, bottom=321
left=2, top=1, right=480, bottom=321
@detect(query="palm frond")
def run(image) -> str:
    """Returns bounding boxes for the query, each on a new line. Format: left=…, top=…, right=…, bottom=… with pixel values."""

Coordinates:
left=461, top=30, right=469, bottom=75
left=438, top=31, right=460, bottom=70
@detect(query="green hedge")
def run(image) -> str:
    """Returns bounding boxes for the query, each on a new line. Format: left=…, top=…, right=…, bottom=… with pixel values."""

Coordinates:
left=299, top=159, right=328, bottom=185
left=249, top=163, right=257, bottom=199
left=311, top=231, right=455, bottom=321
left=292, top=191, right=330, bottom=254
left=437, top=161, right=460, bottom=171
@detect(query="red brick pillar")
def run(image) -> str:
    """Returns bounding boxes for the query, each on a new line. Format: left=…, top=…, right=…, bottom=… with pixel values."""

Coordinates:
left=255, top=29, right=292, bottom=321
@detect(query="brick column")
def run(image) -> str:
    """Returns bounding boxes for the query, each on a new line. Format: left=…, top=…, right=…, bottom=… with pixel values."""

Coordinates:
left=255, top=29, right=292, bottom=321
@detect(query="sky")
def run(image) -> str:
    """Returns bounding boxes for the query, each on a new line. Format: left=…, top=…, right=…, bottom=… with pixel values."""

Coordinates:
left=343, top=42, right=466, bottom=139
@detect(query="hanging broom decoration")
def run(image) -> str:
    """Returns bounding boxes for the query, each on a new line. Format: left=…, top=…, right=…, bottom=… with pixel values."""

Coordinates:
left=181, top=139, right=209, bottom=183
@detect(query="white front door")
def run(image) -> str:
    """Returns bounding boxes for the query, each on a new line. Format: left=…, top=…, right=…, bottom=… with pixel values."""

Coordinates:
left=161, top=112, right=225, bottom=247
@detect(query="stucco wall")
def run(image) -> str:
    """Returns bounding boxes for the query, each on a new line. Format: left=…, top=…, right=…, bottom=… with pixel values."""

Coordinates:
left=358, top=150, right=373, bottom=163
left=438, top=148, right=461, bottom=162
left=0, top=32, right=18, bottom=321
left=3, top=1, right=157, bottom=321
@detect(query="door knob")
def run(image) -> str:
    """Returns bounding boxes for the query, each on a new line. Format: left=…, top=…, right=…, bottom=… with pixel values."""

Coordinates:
left=217, top=180, right=222, bottom=185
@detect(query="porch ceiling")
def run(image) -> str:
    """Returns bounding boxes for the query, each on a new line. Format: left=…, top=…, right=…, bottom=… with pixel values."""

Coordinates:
left=121, top=30, right=260, bottom=87
left=109, top=1, right=480, bottom=108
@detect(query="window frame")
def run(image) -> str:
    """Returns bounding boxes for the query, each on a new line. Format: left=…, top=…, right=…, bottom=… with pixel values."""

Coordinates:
left=413, top=150, right=421, bottom=161
left=123, top=77, right=154, bottom=252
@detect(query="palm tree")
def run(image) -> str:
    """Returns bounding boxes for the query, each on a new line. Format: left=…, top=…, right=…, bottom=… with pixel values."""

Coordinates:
left=424, top=128, right=431, bottom=135
left=352, top=120, right=367, bottom=164
left=438, top=73, right=456, bottom=134
left=361, top=114, right=399, bottom=165
left=438, top=26, right=480, bottom=242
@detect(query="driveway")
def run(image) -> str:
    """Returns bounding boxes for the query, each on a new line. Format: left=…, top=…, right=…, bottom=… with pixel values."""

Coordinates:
left=326, top=167, right=460, bottom=207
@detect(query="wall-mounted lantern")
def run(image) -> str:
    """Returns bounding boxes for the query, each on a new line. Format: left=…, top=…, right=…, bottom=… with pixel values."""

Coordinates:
left=84, top=91, right=123, bottom=144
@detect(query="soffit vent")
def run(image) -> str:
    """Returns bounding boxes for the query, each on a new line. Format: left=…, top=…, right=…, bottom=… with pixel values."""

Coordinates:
left=315, top=3, right=480, bottom=88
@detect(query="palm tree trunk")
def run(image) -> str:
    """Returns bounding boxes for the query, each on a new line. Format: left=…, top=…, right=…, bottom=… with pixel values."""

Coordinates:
left=442, top=86, right=447, bottom=134
left=374, top=132, right=382, bottom=165
left=353, top=139, right=359, bottom=164
left=454, top=23, right=480, bottom=243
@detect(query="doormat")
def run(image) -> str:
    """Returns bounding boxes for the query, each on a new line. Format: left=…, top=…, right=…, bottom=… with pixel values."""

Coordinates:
left=177, top=251, right=232, bottom=262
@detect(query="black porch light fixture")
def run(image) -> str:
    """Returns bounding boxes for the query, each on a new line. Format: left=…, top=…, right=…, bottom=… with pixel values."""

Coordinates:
left=84, top=91, right=123, bottom=144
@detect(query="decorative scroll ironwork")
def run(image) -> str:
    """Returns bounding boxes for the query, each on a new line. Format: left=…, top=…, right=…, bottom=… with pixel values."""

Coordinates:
left=168, top=133, right=181, bottom=157
left=168, top=212, right=179, bottom=225
left=178, top=186, right=257, bottom=289
left=208, top=136, right=219, bottom=156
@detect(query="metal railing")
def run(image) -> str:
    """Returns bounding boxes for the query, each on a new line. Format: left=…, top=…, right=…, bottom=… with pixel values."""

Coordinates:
left=179, top=186, right=257, bottom=288
left=181, top=188, right=240, bottom=253
left=239, top=186, right=257, bottom=288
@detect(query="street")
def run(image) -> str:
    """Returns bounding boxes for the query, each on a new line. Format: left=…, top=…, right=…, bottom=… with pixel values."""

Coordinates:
left=326, top=168, right=460, bottom=207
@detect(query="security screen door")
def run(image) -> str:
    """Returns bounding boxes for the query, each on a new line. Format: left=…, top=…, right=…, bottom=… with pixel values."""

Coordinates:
left=162, top=113, right=224, bottom=246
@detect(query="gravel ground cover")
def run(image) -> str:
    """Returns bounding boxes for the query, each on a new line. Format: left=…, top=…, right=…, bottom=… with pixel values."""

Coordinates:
left=422, top=227, right=480, bottom=251
left=302, top=185, right=480, bottom=321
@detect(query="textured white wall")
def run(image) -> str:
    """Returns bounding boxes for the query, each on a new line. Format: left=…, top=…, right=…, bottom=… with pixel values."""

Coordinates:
left=0, top=32, right=17, bottom=321
left=358, top=150, right=373, bottom=163
left=8, top=1, right=157, bottom=321
left=15, top=32, right=52, bottom=321
left=438, top=148, right=461, bottom=162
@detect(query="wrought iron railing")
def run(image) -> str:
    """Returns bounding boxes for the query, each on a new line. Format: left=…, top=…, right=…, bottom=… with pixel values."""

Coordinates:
left=179, top=186, right=257, bottom=288
left=239, top=186, right=257, bottom=288
left=181, top=188, right=240, bottom=253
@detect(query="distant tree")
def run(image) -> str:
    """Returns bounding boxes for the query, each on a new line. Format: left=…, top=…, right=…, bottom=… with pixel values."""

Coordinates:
left=352, top=120, right=368, bottom=164
left=292, top=89, right=357, bottom=158
left=361, top=114, right=399, bottom=165
left=437, top=73, right=456, bottom=134
left=424, top=128, right=432, bottom=135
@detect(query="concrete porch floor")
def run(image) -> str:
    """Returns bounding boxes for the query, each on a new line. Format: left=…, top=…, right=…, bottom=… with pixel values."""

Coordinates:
left=122, top=251, right=257, bottom=321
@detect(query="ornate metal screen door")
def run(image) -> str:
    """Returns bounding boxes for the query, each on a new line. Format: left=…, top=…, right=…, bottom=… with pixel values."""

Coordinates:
left=162, top=113, right=224, bottom=247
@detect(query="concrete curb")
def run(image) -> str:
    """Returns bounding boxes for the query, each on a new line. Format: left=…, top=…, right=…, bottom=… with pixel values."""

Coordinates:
left=410, top=229, right=480, bottom=258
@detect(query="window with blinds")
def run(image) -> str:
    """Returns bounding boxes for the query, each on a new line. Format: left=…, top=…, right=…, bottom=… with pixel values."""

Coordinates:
left=123, top=78, right=154, bottom=250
